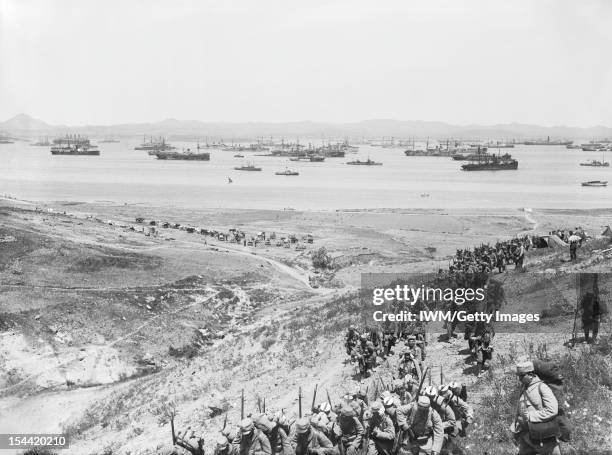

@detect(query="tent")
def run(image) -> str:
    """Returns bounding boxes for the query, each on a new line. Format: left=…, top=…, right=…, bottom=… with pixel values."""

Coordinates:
left=545, top=234, right=568, bottom=248
left=601, top=226, right=612, bottom=238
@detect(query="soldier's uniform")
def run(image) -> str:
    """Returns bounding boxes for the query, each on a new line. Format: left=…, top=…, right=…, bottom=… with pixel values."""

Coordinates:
left=233, top=418, right=273, bottom=455
left=291, top=418, right=335, bottom=455
left=365, top=401, right=396, bottom=455
left=253, top=413, right=292, bottom=455
left=438, top=386, right=473, bottom=437
left=214, top=433, right=237, bottom=455
left=581, top=291, right=601, bottom=343
left=338, top=405, right=365, bottom=455
left=512, top=361, right=561, bottom=455
left=396, top=397, right=443, bottom=455
left=311, top=402, right=340, bottom=444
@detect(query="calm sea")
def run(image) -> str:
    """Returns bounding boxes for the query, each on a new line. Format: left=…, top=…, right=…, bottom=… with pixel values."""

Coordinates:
left=0, top=140, right=610, bottom=210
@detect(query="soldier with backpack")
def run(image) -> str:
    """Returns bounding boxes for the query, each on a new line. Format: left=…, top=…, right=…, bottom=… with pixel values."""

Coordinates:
left=233, top=418, right=273, bottom=455
left=511, top=361, right=561, bottom=455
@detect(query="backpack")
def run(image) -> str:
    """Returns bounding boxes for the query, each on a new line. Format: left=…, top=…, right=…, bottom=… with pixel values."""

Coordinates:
left=533, top=360, right=571, bottom=442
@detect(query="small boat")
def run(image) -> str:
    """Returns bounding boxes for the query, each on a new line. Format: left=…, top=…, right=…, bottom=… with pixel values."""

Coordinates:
left=581, top=180, right=608, bottom=187
left=227, top=177, right=233, bottom=183
left=275, top=168, right=299, bottom=176
left=234, top=154, right=244, bottom=158
left=347, top=158, right=382, bottom=166
left=234, top=162, right=262, bottom=171
left=580, top=160, right=609, bottom=167
left=309, top=156, right=325, bottom=162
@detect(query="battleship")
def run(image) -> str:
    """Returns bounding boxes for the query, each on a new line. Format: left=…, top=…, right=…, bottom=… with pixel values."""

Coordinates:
left=50, top=135, right=100, bottom=155
left=460, top=153, right=518, bottom=171
left=234, top=162, right=262, bottom=171
left=580, top=160, right=609, bottom=167
left=485, top=141, right=515, bottom=148
left=134, top=136, right=176, bottom=151
left=523, top=136, right=572, bottom=146
left=346, top=158, right=382, bottom=166
left=154, top=149, right=210, bottom=160
left=275, top=168, right=299, bottom=176
left=581, top=180, right=608, bottom=187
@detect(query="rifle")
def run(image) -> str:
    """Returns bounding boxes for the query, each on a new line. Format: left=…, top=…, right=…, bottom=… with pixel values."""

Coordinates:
left=440, top=365, right=444, bottom=385
left=170, top=414, right=205, bottom=455
left=222, top=412, right=228, bottom=432
left=241, top=389, right=245, bottom=420
left=379, top=375, right=387, bottom=392
left=299, top=387, right=302, bottom=418
left=326, top=389, right=333, bottom=409
left=263, top=397, right=266, bottom=413
left=311, top=384, right=318, bottom=413
left=415, top=367, right=429, bottom=400
left=258, top=396, right=262, bottom=413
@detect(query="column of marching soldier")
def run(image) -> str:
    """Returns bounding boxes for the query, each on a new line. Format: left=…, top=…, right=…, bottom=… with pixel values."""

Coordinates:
left=188, top=332, right=475, bottom=455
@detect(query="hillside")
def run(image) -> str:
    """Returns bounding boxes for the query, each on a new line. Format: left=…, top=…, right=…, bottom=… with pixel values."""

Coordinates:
left=0, top=201, right=611, bottom=454
left=2, top=114, right=612, bottom=140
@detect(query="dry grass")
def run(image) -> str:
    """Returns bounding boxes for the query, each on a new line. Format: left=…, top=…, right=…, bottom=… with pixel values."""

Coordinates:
left=462, top=336, right=612, bottom=454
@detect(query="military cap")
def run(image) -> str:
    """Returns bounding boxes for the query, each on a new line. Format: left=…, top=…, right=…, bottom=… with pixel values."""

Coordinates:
left=239, top=418, right=254, bottom=433
left=417, top=396, right=430, bottom=408
left=319, top=402, right=331, bottom=413
left=407, top=335, right=416, bottom=341
left=370, top=401, right=384, bottom=414
left=422, top=386, right=437, bottom=397
left=214, top=433, right=229, bottom=448
left=383, top=396, right=395, bottom=407
left=295, top=417, right=311, bottom=434
left=340, top=405, right=356, bottom=417
left=516, top=361, right=534, bottom=375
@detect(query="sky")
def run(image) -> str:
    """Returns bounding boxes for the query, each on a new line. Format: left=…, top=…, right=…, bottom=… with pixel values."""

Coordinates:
left=1, top=0, right=611, bottom=126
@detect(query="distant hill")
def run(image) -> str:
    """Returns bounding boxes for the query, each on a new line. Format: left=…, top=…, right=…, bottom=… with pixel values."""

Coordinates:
left=2, top=113, right=611, bottom=141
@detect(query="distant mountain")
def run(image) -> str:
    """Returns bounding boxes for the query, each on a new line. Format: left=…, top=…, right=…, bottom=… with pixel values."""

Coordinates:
left=0, top=114, right=55, bottom=132
left=1, top=114, right=611, bottom=141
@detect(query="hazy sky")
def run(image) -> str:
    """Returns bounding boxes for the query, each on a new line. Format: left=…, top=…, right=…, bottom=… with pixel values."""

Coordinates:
left=1, top=0, right=611, bottom=126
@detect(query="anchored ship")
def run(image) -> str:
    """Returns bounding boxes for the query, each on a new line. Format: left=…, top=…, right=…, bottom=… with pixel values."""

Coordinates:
left=154, top=149, right=210, bottom=160
left=460, top=153, right=518, bottom=171
left=580, top=160, right=609, bottom=167
left=50, top=135, right=99, bottom=155
left=581, top=181, right=607, bottom=187
left=234, top=162, right=262, bottom=171
left=346, top=158, right=382, bottom=166
left=135, top=136, right=176, bottom=151
left=275, top=168, right=299, bottom=176
left=523, top=136, right=572, bottom=146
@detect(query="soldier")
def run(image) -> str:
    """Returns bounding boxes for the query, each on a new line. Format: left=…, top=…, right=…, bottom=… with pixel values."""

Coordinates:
left=346, top=326, right=360, bottom=355
left=581, top=291, right=601, bottom=344
left=349, top=386, right=368, bottom=421
left=398, top=340, right=422, bottom=382
left=470, top=330, right=494, bottom=377
left=364, top=341, right=378, bottom=376
left=382, top=331, right=397, bottom=357
left=233, top=418, right=272, bottom=455
left=291, top=418, right=335, bottom=455
left=422, top=387, right=456, bottom=451
left=365, top=401, right=395, bottom=455
left=396, top=396, right=443, bottom=455
left=511, top=361, right=561, bottom=455
left=338, top=405, right=365, bottom=455
left=222, top=424, right=240, bottom=445
left=215, top=433, right=237, bottom=455
left=311, top=402, right=339, bottom=444
left=253, top=413, right=292, bottom=455
left=438, top=386, right=473, bottom=437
